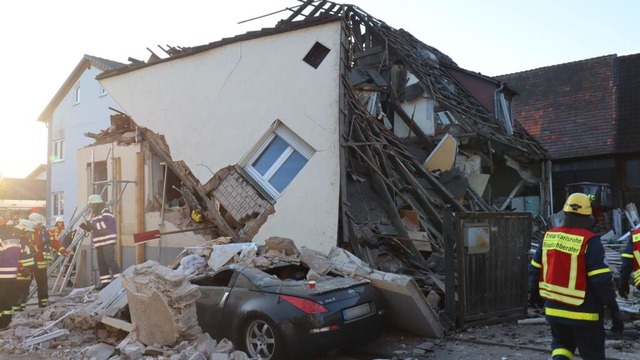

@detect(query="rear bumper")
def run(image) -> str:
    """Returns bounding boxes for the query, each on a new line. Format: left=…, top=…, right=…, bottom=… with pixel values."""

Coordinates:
left=280, top=310, right=386, bottom=358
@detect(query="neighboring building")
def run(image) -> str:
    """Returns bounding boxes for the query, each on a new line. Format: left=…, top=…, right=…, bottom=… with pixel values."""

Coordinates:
left=25, top=164, right=47, bottom=180
left=0, top=176, right=46, bottom=221
left=37, top=55, right=124, bottom=225
left=498, top=54, right=640, bottom=220
left=91, top=0, right=547, bottom=263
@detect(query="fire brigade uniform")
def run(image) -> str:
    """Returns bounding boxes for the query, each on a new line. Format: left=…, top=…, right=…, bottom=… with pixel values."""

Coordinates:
left=617, top=227, right=640, bottom=298
left=14, top=238, right=34, bottom=313
left=80, top=195, right=121, bottom=289
left=529, top=193, right=622, bottom=360
left=0, top=220, right=21, bottom=329
left=28, top=213, right=69, bottom=308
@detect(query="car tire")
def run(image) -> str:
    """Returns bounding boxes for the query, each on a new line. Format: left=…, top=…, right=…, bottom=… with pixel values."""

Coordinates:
left=241, top=316, right=283, bottom=360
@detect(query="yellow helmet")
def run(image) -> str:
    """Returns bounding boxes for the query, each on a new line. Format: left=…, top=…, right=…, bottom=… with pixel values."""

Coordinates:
left=563, top=193, right=592, bottom=216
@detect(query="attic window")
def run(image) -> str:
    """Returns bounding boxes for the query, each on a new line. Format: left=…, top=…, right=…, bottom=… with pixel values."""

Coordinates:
left=244, top=124, right=314, bottom=199
left=303, top=42, right=330, bottom=69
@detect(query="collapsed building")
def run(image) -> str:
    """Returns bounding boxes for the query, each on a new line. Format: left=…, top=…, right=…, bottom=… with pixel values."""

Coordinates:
left=63, top=0, right=550, bottom=329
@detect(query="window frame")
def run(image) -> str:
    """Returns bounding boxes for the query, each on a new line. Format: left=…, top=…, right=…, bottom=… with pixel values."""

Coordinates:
left=52, top=192, right=64, bottom=217
left=74, top=86, right=81, bottom=104
left=52, top=139, right=65, bottom=162
left=244, top=125, right=314, bottom=199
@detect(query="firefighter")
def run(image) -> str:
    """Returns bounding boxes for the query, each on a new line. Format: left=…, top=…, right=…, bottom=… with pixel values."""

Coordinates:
left=617, top=226, right=640, bottom=298
left=529, top=193, right=623, bottom=360
left=13, top=220, right=35, bottom=313
left=79, top=194, right=121, bottom=289
left=0, top=217, right=21, bottom=330
left=28, top=213, right=69, bottom=307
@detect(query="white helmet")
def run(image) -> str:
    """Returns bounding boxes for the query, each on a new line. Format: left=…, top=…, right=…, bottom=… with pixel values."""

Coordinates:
left=55, top=216, right=64, bottom=223
left=88, top=194, right=104, bottom=204
left=6, top=220, right=14, bottom=226
left=16, top=219, right=36, bottom=232
left=28, top=213, right=47, bottom=225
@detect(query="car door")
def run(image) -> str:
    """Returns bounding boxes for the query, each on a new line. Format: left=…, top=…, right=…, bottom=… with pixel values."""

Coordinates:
left=195, top=269, right=237, bottom=336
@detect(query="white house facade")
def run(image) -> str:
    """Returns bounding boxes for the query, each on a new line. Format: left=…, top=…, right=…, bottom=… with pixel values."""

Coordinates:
left=99, top=22, right=343, bottom=253
left=38, top=55, right=124, bottom=225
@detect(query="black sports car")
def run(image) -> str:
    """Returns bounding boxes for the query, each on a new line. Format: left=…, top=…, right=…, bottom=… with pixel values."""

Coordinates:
left=191, top=264, right=387, bottom=359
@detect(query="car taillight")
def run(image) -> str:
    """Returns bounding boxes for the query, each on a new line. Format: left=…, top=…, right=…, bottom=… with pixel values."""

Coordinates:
left=280, top=295, right=329, bottom=314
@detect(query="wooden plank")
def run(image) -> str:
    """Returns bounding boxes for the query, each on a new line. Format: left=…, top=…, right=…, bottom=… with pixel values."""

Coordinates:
left=136, top=152, right=146, bottom=264
left=101, top=315, right=134, bottom=332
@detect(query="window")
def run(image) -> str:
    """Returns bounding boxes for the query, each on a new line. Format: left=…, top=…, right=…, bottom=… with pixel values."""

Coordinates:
left=303, top=42, right=331, bottom=69
left=52, top=139, right=64, bottom=162
left=52, top=192, right=64, bottom=217
left=245, top=125, right=314, bottom=199
left=74, top=86, right=81, bottom=104
left=495, top=91, right=513, bottom=135
left=627, top=160, right=640, bottom=187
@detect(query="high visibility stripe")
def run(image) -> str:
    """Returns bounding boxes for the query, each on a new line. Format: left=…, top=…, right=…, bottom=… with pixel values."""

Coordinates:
left=568, top=253, right=578, bottom=289
left=545, top=307, right=599, bottom=321
left=622, top=253, right=634, bottom=259
left=0, top=274, right=18, bottom=279
left=539, top=289, right=584, bottom=306
left=531, top=259, right=541, bottom=268
left=633, top=232, right=640, bottom=243
left=0, top=267, right=18, bottom=272
left=587, top=267, right=611, bottom=276
left=552, top=348, right=574, bottom=359
left=539, top=282, right=586, bottom=298
left=633, top=250, right=640, bottom=267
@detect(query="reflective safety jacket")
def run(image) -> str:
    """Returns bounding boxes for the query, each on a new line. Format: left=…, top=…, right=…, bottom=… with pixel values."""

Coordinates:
left=89, top=208, right=117, bottom=247
left=17, top=238, right=34, bottom=280
left=0, top=238, right=21, bottom=279
left=529, top=226, right=616, bottom=325
left=620, top=228, right=640, bottom=288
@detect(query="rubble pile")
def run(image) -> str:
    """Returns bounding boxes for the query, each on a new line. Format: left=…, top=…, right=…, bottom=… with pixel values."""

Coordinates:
left=121, top=260, right=202, bottom=346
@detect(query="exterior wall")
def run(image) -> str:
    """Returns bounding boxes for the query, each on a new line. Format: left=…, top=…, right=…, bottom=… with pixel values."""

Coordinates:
left=48, top=66, right=122, bottom=225
left=101, top=22, right=343, bottom=253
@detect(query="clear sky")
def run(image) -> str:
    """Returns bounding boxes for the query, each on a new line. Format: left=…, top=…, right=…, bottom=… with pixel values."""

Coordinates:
left=1, top=0, right=638, bottom=178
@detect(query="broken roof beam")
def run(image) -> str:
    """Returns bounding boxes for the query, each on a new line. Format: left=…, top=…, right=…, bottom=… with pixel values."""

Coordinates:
left=351, top=119, right=424, bottom=263
left=393, top=158, right=443, bottom=232
left=140, top=127, right=239, bottom=242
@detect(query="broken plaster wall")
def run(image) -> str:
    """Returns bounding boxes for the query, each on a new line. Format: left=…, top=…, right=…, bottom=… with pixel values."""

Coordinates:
left=76, top=142, right=141, bottom=286
left=394, top=72, right=436, bottom=138
left=99, top=21, right=344, bottom=254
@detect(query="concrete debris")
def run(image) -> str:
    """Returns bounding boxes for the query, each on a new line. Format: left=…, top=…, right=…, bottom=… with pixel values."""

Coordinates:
left=122, top=260, right=202, bottom=346
left=83, top=342, right=115, bottom=360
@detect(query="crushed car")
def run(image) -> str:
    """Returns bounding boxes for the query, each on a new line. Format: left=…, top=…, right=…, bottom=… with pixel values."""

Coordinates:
left=190, top=262, right=387, bottom=360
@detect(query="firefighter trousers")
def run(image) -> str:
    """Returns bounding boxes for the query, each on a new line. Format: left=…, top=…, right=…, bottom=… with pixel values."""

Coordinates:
left=0, top=278, right=18, bottom=329
left=14, top=277, right=31, bottom=312
left=33, top=267, right=49, bottom=308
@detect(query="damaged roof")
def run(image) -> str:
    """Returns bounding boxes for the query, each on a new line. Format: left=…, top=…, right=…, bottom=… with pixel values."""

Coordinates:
left=98, top=0, right=545, bottom=163
left=93, top=0, right=549, bottom=274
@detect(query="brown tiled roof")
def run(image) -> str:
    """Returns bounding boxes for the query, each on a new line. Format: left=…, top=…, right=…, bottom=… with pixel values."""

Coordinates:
left=497, top=55, right=617, bottom=160
left=0, top=178, right=46, bottom=200
left=616, top=53, right=640, bottom=154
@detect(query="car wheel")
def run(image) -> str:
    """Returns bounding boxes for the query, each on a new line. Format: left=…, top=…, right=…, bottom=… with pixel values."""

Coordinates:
left=242, top=317, right=283, bottom=360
